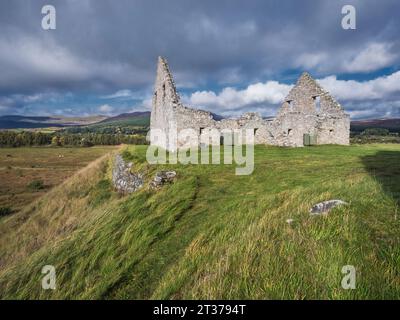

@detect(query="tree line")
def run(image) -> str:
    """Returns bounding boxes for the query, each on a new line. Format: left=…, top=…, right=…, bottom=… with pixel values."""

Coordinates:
left=63, top=125, right=148, bottom=135
left=0, top=131, right=148, bottom=147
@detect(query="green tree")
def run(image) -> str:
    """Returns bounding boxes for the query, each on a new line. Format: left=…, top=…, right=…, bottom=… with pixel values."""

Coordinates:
left=51, top=136, right=60, bottom=146
left=361, top=128, right=390, bottom=136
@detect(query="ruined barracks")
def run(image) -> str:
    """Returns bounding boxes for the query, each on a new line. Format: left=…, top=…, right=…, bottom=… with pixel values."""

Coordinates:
left=150, top=57, right=350, bottom=151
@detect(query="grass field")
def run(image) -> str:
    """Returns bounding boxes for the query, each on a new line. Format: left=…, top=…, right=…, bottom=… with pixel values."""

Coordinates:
left=0, top=144, right=399, bottom=299
left=0, top=146, right=118, bottom=213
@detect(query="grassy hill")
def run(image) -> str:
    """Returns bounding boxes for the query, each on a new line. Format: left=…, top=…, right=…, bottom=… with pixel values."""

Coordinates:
left=351, top=118, right=400, bottom=133
left=61, top=112, right=150, bottom=135
left=0, top=144, right=399, bottom=299
left=98, top=111, right=150, bottom=127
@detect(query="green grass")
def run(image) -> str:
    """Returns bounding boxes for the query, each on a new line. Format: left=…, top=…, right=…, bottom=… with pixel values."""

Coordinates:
left=0, top=144, right=399, bottom=299
left=27, top=179, right=46, bottom=191
left=100, top=116, right=150, bottom=127
left=64, top=115, right=150, bottom=134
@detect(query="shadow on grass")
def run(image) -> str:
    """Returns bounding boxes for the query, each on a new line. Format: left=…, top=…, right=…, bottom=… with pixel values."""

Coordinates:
left=361, top=151, right=400, bottom=205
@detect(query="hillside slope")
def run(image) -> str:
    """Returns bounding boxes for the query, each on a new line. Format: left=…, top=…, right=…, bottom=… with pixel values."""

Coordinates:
left=0, top=144, right=399, bottom=299
left=0, top=115, right=107, bottom=129
left=351, top=118, right=400, bottom=133
left=61, top=112, right=150, bottom=135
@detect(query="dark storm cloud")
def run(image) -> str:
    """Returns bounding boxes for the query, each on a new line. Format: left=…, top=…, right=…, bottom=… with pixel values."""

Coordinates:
left=0, top=0, right=399, bottom=117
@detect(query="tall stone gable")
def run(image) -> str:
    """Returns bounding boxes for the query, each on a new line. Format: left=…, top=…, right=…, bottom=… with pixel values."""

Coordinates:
left=279, top=72, right=344, bottom=116
left=272, top=72, right=350, bottom=146
left=150, top=57, right=181, bottom=151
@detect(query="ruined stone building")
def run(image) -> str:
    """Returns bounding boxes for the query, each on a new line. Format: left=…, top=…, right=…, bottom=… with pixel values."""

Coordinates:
left=150, top=57, right=350, bottom=151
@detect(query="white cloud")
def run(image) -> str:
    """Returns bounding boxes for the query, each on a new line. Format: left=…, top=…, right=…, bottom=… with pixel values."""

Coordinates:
left=183, top=71, right=400, bottom=118
left=343, top=42, right=396, bottom=73
left=318, top=71, right=400, bottom=100
left=141, top=98, right=153, bottom=110
left=189, top=81, right=292, bottom=110
left=295, top=52, right=328, bottom=69
left=0, top=36, right=89, bottom=82
left=98, top=104, right=114, bottom=114
left=102, top=89, right=134, bottom=99
left=294, top=43, right=398, bottom=74
left=126, top=97, right=153, bottom=112
left=0, top=35, right=152, bottom=92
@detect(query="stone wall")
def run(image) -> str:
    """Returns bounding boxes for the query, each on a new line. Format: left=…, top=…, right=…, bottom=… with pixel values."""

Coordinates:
left=268, top=72, right=350, bottom=147
left=112, top=155, right=143, bottom=194
left=150, top=57, right=350, bottom=151
left=150, top=57, right=180, bottom=151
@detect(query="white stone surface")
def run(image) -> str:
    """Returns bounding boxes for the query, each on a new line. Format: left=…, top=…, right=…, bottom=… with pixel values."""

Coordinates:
left=150, top=57, right=350, bottom=151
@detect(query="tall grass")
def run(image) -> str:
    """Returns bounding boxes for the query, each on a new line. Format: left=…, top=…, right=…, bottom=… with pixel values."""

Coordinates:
left=0, top=144, right=399, bottom=299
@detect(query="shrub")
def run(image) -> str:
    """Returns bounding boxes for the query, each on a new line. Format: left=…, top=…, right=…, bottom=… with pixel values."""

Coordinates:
left=27, top=179, right=45, bottom=191
left=0, top=206, right=12, bottom=217
left=121, top=149, right=134, bottom=161
left=81, top=138, right=94, bottom=147
left=361, top=128, right=390, bottom=136
left=51, top=136, right=61, bottom=146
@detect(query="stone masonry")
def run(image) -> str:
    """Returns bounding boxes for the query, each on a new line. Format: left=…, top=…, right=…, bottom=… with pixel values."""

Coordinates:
left=150, top=57, right=350, bottom=151
left=112, top=154, right=143, bottom=194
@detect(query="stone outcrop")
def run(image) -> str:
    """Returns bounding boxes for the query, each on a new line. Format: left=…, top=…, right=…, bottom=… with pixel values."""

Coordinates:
left=150, top=57, right=350, bottom=151
left=112, top=154, right=143, bottom=194
left=309, top=200, right=348, bottom=215
left=149, top=171, right=177, bottom=189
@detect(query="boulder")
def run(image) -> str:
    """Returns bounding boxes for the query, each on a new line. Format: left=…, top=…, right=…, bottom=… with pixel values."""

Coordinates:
left=310, top=200, right=347, bottom=215
left=150, top=171, right=176, bottom=189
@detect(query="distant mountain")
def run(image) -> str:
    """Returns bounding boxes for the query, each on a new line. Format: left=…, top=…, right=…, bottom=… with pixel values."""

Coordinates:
left=98, top=111, right=151, bottom=127
left=100, top=111, right=150, bottom=123
left=99, top=111, right=223, bottom=125
left=0, top=112, right=151, bottom=130
left=351, top=118, right=400, bottom=133
left=0, top=111, right=226, bottom=130
left=0, top=115, right=107, bottom=129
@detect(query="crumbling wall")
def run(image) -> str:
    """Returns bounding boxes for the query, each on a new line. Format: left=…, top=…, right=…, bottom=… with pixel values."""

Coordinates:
left=316, top=115, right=350, bottom=145
left=112, top=155, right=143, bottom=194
left=150, top=57, right=180, bottom=151
left=150, top=57, right=350, bottom=150
left=268, top=72, right=350, bottom=146
left=174, top=105, right=216, bottom=148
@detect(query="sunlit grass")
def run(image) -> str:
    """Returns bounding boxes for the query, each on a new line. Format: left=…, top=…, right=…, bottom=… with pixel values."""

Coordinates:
left=0, top=144, right=399, bottom=299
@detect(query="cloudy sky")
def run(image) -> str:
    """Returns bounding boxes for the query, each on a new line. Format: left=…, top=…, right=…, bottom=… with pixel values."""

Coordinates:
left=0, top=0, right=399, bottom=119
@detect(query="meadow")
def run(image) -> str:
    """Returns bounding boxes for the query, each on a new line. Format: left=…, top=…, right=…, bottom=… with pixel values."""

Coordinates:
left=0, top=143, right=399, bottom=299
left=0, top=146, right=118, bottom=213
